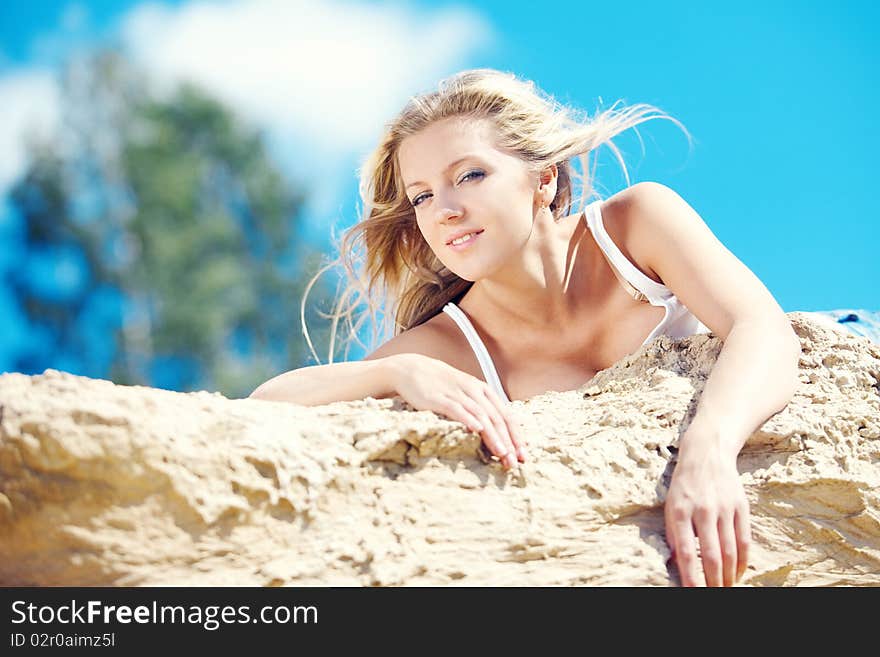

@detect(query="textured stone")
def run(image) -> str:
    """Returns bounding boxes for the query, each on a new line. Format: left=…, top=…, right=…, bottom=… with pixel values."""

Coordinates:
left=0, top=312, right=878, bottom=586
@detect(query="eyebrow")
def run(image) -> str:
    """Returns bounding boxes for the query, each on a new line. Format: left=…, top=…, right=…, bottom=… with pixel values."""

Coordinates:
left=404, top=154, right=483, bottom=190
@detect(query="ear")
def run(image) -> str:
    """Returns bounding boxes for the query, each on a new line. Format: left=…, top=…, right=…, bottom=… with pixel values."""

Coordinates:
left=536, top=164, right=560, bottom=214
left=538, top=163, right=558, bottom=187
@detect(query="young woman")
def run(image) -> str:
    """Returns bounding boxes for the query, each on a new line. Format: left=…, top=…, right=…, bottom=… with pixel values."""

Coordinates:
left=250, top=69, right=803, bottom=587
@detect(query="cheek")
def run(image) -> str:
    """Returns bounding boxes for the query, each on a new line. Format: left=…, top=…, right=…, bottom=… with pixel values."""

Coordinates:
left=415, top=221, right=440, bottom=251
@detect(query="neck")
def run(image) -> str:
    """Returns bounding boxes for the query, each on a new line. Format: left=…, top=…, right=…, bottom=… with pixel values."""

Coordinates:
left=461, top=211, right=595, bottom=332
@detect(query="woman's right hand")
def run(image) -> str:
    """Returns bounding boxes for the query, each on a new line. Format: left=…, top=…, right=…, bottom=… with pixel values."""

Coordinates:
left=387, top=353, right=527, bottom=470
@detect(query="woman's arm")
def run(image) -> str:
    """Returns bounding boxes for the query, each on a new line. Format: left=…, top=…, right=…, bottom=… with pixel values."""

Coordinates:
left=668, top=319, right=799, bottom=586
left=248, top=357, right=399, bottom=405
left=680, top=319, right=800, bottom=460
left=618, top=181, right=801, bottom=586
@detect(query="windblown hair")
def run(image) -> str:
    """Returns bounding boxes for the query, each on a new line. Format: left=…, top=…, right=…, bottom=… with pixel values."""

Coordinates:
left=300, top=68, right=691, bottom=364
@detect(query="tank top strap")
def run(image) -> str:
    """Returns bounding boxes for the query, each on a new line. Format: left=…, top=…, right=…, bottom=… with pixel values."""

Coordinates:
left=441, top=303, right=509, bottom=403
left=584, top=200, right=671, bottom=305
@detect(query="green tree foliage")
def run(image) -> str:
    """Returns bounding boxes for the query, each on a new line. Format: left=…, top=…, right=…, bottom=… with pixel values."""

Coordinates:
left=8, top=49, right=337, bottom=398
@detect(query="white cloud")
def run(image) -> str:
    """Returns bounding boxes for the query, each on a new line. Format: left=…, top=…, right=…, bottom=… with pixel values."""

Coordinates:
left=0, top=0, right=494, bottom=218
left=0, top=71, right=61, bottom=194
left=120, top=0, right=494, bottom=156
left=119, top=0, right=494, bottom=220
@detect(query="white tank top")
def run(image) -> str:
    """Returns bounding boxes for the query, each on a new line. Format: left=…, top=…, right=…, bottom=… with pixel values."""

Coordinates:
left=442, top=199, right=711, bottom=403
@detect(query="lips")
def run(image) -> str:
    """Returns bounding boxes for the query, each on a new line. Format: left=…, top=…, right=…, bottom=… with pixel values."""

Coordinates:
left=446, top=229, right=484, bottom=245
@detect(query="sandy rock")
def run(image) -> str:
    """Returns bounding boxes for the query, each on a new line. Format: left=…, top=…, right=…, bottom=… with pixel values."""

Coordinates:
left=1, top=312, right=878, bottom=586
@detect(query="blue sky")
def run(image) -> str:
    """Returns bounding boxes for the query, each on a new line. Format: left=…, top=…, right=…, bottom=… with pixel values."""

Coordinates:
left=0, top=0, right=877, bottom=377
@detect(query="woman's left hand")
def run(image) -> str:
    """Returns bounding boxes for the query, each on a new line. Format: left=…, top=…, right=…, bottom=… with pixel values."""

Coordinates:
left=664, top=439, right=751, bottom=587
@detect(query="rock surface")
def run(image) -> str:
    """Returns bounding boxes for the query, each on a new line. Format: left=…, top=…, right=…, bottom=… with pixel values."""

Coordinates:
left=1, top=312, right=878, bottom=586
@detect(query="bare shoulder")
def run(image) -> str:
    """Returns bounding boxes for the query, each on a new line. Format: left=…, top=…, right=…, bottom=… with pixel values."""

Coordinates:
left=605, top=181, right=685, bottom=228
left=594, top=184, right=665, bottom=285
left=362, top=311, right=467, bottom=365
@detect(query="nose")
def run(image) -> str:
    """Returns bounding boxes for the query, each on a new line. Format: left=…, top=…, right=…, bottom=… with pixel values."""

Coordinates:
left=433, top=191, right=464, bottom=224
left=437, top=208, right=463, bottom=225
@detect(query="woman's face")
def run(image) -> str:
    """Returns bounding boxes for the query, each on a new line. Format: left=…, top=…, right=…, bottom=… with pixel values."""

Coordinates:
left=397, top=116, right=538, bottom=281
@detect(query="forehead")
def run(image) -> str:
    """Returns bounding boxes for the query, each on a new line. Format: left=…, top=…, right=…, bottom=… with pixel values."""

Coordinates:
left=398, top=117, right=500, bottom=178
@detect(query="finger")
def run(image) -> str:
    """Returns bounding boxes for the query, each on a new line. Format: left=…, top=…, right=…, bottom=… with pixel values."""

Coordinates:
left=734, top=503, right=751, bottom=583
left=505, top=409, right=529, bottom=457
left=448, top=398, right=486, bottom=435
left=505, top=415, right=527, bottom=463
left=477, top=387, right=517, bottom=469
left=695, top=510, right=722, bottom=587
left=718, top=511, right=738, bottom=587
left=487, top=408, right=518, bottom=470
left=467, top=397, right=515, bottom=468
left=668, top=513, right=701, bottom=587
left=484, top=387, right=526, bottom=465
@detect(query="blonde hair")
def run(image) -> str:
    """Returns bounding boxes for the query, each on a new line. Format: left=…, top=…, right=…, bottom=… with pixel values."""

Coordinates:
left=301, top=68, right=691, bottom=364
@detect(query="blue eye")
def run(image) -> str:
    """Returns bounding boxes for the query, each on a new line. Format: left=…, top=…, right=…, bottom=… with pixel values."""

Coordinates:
left=412, top=170, right=484, bottom=207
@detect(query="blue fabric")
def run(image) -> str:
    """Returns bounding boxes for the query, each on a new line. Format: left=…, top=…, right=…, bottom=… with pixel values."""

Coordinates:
left=803, top=309, right=880, bottom=345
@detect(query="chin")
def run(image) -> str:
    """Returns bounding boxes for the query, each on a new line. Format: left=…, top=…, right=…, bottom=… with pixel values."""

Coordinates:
left=436, top=249, right=498, bottom=283
left=454, top=260, right=498, bottom=283
left=444, top=267, right=476, bottom=283
left=438, top=260, right=476, bottom=282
